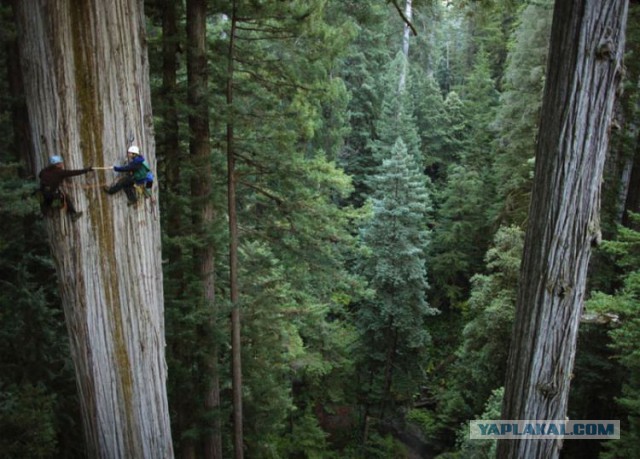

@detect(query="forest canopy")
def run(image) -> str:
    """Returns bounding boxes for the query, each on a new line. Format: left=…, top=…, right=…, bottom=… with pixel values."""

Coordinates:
left=0, top=0, right=638, bottom=458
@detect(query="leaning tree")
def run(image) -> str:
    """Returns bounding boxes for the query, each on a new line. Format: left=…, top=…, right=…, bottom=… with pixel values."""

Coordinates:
left=497, top=1, right=628, bottom=458
left=14, top=0, right=174, bottom=457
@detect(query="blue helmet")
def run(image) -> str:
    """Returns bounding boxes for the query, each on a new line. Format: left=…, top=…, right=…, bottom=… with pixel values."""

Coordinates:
left=49, top=155, right=63, bottom=165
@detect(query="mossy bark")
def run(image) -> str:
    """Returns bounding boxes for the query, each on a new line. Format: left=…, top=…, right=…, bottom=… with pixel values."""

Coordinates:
left=15, top=1, right=174, bottom=457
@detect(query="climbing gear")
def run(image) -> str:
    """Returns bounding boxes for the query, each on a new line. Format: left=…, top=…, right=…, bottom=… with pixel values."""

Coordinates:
left=135, top=183, right=152, bottom=199
left=101, top=140, right=155, bottom=210
left=49, top=155, right=63, bottom=165
left=37, top=185, right=68, bottom=217
left=132, top=159, right=153, bottom=184
left=40, top=186, right=65, bottom=208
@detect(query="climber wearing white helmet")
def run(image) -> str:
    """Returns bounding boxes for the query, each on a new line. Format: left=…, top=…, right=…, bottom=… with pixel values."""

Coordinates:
left=103, top=145, right=154, bottom=206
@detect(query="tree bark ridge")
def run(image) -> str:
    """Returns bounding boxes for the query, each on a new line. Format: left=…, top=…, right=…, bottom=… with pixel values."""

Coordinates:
left=498, top=1, right=628, bottom=458
left=15, top=1, right=174, bottom=457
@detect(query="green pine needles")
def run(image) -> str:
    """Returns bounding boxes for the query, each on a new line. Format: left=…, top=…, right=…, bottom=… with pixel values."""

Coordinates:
left=357, top=138, right=438, bottom=419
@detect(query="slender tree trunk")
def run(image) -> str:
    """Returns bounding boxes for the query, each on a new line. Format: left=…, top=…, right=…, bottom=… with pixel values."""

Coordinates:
left=161, top=0, right=182, bottom=239
left=186, top=1, right=223, bottom=457
left=361, top=370, right=375, bottom=444
left=14, top=1, right=174, bottom=457
left=5, top=1, right=32, bottom=171
left=381, top=326, right=399, bottom=420
left=623, top=138, right=640, bottom=227
left=227, top=4, right=244, bottom=458
left=617, top=152, right=635, bottom=222
left=497, top=2, right=628, bottom=459
left=159, top=2, right=196, bottom=458
left=614, top=72, right=640, bottom=224
left=398, top=0, right=412, bottom=92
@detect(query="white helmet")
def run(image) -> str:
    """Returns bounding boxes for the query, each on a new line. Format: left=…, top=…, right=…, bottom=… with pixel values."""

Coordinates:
left=127, top=145, right=140, bottom=155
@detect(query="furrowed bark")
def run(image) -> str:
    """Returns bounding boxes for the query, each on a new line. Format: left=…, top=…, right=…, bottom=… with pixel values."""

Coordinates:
left=15, top=1, right=174, bottom=457
left=497, top=1, right=628, bottom=458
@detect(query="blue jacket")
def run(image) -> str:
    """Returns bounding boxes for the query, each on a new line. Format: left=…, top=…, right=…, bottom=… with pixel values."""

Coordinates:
left=114, top=155, right=154, bottom=185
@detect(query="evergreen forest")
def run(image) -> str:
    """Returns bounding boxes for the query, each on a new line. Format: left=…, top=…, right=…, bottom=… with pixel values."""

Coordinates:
left=1, top=0, right=639, bottom=458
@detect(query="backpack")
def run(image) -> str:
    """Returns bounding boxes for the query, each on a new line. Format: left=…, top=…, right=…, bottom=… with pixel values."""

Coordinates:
left=133, top=160, right=153, bottom=185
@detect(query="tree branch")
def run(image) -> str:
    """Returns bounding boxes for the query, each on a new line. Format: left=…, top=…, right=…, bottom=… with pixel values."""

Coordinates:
left=389, top=0, right=417, bottom=36
left=239, top=180, right=284, bottom=205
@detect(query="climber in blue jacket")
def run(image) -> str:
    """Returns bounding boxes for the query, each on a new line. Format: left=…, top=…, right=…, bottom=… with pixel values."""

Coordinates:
left=103, top=145, right=154, bottom=206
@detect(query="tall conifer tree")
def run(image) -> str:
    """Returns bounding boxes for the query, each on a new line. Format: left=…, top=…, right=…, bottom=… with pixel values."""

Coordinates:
left=337, top=2, right=388, bottom=206
left=372, top=52, right=421, bottom=165
left=412, top=67, right=448, bottom=182
left=358, top=138, right=437, bottom=419
left=430, top=50, right=498, bottom=308
left=209, top=1, right=364, bottom=455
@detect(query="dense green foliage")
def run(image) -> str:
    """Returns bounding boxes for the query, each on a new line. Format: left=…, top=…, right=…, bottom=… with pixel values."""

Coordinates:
left=357, top=138, right=437, bottom=419
left=0, top=164, right=82, bottom=459
left=1, top=0, right=639, bottom=457
left=585, top=215, right=640, bottom=459
left=491, top=0, right=553, bottom=227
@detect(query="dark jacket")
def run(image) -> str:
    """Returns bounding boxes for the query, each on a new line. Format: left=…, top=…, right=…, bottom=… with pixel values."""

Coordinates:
left=39, top=165, right=92, bottom=191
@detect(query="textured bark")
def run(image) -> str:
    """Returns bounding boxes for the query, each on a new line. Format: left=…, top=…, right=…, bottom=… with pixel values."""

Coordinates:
left=497, top=1, right=628, bottom=459
left=15, top=1, right=174, bottom=457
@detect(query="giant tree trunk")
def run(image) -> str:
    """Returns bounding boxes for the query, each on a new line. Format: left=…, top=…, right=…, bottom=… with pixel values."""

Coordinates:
left=497, top=1, right=628, bottom=459
left=15, top=1, right=174, bottom=457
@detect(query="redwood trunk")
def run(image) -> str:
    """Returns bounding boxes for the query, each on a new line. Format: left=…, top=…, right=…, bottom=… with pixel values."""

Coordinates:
left=15, top=1, right=174, bottom=457
left=497, top=1, right=628, bottom=458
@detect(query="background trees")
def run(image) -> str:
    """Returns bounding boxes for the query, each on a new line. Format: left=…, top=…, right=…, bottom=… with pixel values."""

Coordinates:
left=587, top=215, right=640, bottom=459
left=1, top=0, right=639, bottom=457
left=357, top=138, right=436, bottom=422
